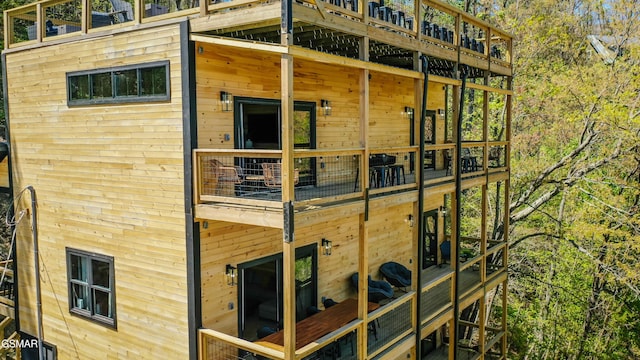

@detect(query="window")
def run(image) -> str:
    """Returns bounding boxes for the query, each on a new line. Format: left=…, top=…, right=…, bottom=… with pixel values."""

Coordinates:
left=66, top=248, right=116, bottom=327
left=18, top=336, right=57, bottom=360
left=67, top=61, right=169, bottom=105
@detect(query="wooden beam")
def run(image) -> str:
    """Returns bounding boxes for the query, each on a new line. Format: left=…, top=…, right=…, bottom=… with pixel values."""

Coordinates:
left=295, top=201, right=364, bottom=227
left=190, top=34, right=287, bottom=54
left=194, top=204, right=283, bottom=228
left=289, top=45, right=423, bottom=79
left=190, top=2, right=281, bottom=32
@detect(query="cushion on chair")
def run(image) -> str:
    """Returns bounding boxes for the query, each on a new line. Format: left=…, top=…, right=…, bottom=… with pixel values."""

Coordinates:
left=379, top=262, right=411, bottom=288
left=440, top=240, right=451, bottom=264
left=350, top=273, right=394, bottom=303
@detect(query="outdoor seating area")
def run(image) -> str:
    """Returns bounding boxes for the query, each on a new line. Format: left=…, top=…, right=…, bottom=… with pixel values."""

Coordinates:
left=379, top=262, right=411, bottom=289
left=350, top=273, right=394, bottom=303
left=196, top=151, right=425, bottom=205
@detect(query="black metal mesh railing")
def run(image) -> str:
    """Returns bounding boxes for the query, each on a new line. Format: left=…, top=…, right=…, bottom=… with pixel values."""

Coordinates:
left=294, top=153, right=362, bottom=202
left=196, top=150, right=369, bottom=206
left=367, top=297, right=413, bottom=355
left=198, top=153, right=283, bottom=202
left=421, top=279, right=451, bottom=322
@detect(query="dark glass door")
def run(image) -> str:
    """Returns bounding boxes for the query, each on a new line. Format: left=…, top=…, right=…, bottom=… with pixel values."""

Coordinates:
left=234, top=98, right=316, bottom=185
left=238, top=244, right=317, bottom=341
left=422, top=210, right=438, bottom=269
left=424, top=110, right=436, bottom=170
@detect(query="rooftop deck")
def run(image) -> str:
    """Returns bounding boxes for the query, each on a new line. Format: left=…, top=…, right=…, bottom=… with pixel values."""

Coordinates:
left=4, top=0, right=512, bottom=78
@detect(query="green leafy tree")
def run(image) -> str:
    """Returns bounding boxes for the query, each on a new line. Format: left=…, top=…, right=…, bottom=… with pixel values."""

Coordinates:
left=487, top=0, right=640, bottom=358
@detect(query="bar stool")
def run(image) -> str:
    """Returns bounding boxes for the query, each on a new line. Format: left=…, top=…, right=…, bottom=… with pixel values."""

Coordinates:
left=388, top=164, right=405, bottom=185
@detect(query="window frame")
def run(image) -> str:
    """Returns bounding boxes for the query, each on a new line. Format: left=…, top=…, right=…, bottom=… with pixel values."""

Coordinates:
left=66, top=61, right=170, bottom=106
left=66, top=248, right=117, bottom=328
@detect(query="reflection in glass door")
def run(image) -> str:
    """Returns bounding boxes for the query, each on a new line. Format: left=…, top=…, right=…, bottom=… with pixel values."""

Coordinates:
left=423, top=210, right=438, bottom=269
left=424, top=110, right=436, bottom=170
left=293, top=103, right=316, bottom=186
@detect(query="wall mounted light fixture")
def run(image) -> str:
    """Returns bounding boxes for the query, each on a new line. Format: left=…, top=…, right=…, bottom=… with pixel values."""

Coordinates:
left=404, top=106, right=414, bottom=120
left=220, top=91, right=233, bottom=112
left=439, top=206, right=448, bottom=217
left=225, top=264, right=237, bottom=286
left=405, top=214, right=414, bottom=227
left=321, top=99, right=332, bottom=116
left=322, top=238, right=332, bottom=256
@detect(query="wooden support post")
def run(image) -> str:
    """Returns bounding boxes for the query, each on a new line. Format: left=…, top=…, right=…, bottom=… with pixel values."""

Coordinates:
left=36, top=3, right=43, bottom=43
left=81, top=0, right=89, bottom=34
left=357, top=212, right=368, bottom=360
left=281, top=1, right=295, bottom=358
left=134, top=0, right=143, bottom=24
left=478, top=295, right=486, bottom=355
left=3, top=12, right=10, bottom=50
left=200, top=0, right=208, bottom=16
left=358, top=36, right=370, bottom=359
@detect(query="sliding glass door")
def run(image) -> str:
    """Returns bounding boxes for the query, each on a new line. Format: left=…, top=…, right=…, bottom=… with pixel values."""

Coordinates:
left=238, top=244, right=318, bottom=341
left=234, top=97, right=316, bottom=185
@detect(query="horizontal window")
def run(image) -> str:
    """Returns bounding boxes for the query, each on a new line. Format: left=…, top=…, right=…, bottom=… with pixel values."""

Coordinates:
left=67, top=61, right=169, bottom=105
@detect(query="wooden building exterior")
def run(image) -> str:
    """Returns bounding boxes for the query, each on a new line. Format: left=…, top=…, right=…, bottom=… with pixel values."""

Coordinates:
left=2, top=0, right=512, bottom=359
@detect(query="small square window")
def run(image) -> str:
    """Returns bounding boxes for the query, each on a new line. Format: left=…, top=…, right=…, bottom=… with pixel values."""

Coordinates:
left=91, top=72, right=113, bottom=99
left=114, top=69, right=138, bottom=97
left=140, top=66, right=167, bottom=96
left=66, top=248, right=116, bottom=328
left=68, top=75, right=90, bottom=101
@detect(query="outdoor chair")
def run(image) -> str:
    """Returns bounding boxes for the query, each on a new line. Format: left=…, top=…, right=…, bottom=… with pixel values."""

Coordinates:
left=379, top=261, right=411, bottom=289
left=109, top=0, right=134, bottom=23
left=261, top=163, right=299, bottom=190
left=350, top=273, right=394, bottom=303
left=461, top=148, right=478, bottom=173
left=203, top=159, right=243, bottom=195
left=440, top=240, right=451, bottom=266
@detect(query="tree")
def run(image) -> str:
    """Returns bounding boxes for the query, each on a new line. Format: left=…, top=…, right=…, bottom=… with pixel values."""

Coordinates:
left=488, top=0, right=640, bottom=358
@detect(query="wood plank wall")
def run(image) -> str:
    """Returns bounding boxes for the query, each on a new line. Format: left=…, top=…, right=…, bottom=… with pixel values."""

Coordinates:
left=5, top=24, right=190, bottom=359
left=195, top=43, right=362, bottom=150
left=200, top=201, right=415, bottom=334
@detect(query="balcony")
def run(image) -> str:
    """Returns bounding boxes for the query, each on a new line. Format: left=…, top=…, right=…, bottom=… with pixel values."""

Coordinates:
left=193, top=148, right=420, bottom=213
left=198, top=292, right=415, bottom=360
left=4, top=0, right=512, bottom=78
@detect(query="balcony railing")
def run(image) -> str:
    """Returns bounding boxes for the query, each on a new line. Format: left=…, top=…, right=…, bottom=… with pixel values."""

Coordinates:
left=198, top=293, right=415, bottom=360
left=367, top=292, right=415, bottom=357
left=4, top=0, right=512, bottom=76
left=193, top=148, right=419, bottom=209
left=424, top=142, right=455, bottom=184
left=420, top=276, right=452, bottom=324
left=0, top=260, right=14, bottom=309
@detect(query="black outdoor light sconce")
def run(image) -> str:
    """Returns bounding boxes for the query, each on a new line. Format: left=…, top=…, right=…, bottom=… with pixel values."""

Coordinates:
left=405, top=214, right=414, bottom=227
left=220, top=91, right=233, bottom=112
left=225, top=264, right=237, bottom=286
left=321, top=99, right=332, bottom=116
left=322, top=238, right=333, bottom=255
left=404, top=106, right=414, bottom=120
